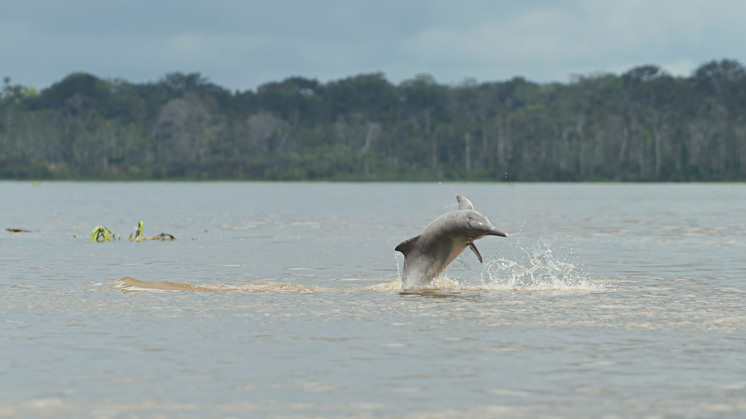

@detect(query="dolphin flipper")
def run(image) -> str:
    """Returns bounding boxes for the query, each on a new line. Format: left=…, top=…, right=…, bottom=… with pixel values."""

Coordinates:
left=457, top=195, right=474, bottom=210
left=468, top=243, right=483, bottom=263
left=395, top=235, right=421, bottom=256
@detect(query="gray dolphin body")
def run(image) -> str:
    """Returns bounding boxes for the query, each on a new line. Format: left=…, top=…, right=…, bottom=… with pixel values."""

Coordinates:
left=395, top=195, right=508, bottom=288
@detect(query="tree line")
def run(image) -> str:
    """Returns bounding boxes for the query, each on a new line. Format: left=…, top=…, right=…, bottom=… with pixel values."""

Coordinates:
left=2, top=59, right=746, bottom=181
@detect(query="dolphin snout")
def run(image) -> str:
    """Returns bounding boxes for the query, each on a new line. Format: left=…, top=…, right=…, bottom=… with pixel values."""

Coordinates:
left=487, top=227, right=508, bottom=237
left=469, top=219, right=508, bottom=238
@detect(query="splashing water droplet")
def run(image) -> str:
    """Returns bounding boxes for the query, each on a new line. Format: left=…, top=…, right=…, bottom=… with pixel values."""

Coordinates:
left=480, top=244, right=602, bottom=291
left=394, top=252, right=402, bottom=282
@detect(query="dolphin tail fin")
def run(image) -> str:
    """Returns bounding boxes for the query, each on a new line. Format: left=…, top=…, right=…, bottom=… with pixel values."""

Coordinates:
left=468, top=243, right=484, bottom=263
left=395, top=235, right=420, bottom=256
left=457, top=195, right=474, bottom=210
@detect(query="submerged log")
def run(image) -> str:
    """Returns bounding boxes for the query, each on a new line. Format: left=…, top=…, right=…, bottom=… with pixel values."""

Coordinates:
left=6, top=228, right=31, bottom=233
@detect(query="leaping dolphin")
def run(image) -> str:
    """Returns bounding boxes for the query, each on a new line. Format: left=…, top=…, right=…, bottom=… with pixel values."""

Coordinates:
left=395, top=195, right=508, bottom=288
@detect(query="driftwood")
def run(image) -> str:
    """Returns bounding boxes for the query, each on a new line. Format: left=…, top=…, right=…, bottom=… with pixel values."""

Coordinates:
left=6, top=228, right=31, bottom=233
left=146, top=233, right=176, bottom=241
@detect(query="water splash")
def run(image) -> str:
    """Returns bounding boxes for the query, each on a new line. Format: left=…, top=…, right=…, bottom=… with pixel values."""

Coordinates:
left=394, top=252, right=402, bottom=282
left=479, top=245, right=602, bottom=291
left=363, top=276, right=469, bottom=291
left=110, top=242, right=600, bottom=294
left=360, top=279, right=402, bottom=291
left=382, top=242, right=601, bottom=292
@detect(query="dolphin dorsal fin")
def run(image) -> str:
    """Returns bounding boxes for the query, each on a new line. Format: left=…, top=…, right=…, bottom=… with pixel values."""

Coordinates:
left=395, top=235, right=421, bottom=256
left=457, top=195, right=474, bottom=210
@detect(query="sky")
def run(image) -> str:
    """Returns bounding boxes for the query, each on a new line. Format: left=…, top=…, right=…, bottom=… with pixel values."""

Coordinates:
left=2, top=0, right=745, bottom=91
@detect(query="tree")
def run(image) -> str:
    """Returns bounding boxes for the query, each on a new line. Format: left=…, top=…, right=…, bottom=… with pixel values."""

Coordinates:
left=3, top=60, right=746, bottom=181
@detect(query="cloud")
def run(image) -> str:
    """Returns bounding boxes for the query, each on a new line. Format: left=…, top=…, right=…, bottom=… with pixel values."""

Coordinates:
left=661, top=59, right=698, bottom=77
left=402, top=9, right=586, bottom=64
left=1, top=0, right=745, bottom=89
left=400, top=0, right=746, bottom=83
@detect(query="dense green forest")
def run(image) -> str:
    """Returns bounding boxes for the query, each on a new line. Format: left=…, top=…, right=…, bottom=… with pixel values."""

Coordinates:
left=2, top=59, right=746, bottom=181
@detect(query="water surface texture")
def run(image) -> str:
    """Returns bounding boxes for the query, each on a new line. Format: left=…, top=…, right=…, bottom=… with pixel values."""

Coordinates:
left=2, top=182, right=745, bottom=417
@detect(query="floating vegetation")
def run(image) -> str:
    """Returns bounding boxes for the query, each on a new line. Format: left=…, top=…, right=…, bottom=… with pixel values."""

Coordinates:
left=127, top=221, right=175, bottom=241
left=6, top=227, right=31, bottom=233
left=128, top=221, right=144, bottom=242
left=90, top=225, right=119, bottom=242
left=86, top=222, right=174, bottom=243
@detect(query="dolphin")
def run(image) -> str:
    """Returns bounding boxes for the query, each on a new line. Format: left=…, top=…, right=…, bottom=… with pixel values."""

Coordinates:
left=395, top=195, right=508, bottom=288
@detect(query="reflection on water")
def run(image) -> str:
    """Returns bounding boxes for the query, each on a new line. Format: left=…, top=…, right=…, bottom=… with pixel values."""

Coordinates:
left=397, top=289, right=484, bottom=300
left=2, top=182, right=746, bottom=417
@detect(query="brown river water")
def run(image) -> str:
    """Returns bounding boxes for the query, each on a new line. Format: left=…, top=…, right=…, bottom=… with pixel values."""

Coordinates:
left=2, top=182, right=745, bottom=417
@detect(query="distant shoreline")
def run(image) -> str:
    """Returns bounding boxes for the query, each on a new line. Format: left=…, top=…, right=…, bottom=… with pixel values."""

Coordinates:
left=4, top=60, right=746, bottom=182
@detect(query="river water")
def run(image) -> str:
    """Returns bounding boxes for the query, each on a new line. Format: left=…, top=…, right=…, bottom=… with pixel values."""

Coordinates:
left=1, top=182, right=745, bottom=417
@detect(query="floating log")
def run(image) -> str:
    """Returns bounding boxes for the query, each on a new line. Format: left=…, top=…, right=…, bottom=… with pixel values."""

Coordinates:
left=146, top=233, right=176, bottom=241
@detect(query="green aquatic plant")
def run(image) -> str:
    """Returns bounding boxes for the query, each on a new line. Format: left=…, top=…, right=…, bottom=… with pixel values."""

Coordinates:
left=90, top=225, right=117, bottom=242
left=128, top=221, right=144, bottom=242
left=87, top=222, right=174, bottom=243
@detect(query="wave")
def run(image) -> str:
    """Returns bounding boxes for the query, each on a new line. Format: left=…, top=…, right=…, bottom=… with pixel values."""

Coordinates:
left=110, top=276, right=323, bottom=293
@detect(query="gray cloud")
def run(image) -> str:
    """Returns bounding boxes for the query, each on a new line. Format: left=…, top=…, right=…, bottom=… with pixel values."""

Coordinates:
left=1, top=0, right=744, bottom=90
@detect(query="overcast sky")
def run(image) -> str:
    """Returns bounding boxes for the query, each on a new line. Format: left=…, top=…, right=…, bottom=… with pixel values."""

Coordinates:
left=2, top=0, right=744, bottom=91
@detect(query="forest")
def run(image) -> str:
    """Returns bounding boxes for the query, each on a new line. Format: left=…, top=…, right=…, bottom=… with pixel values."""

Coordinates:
left=2, top=59, right=746, bottom=181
